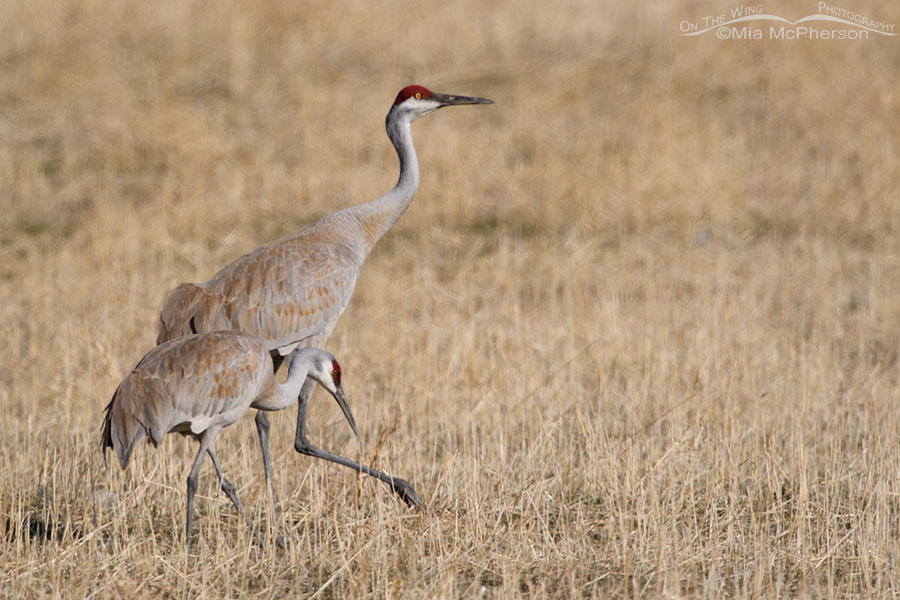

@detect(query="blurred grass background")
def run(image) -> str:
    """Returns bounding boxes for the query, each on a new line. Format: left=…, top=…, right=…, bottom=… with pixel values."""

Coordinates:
left=2, top=0, right=900, bottom=597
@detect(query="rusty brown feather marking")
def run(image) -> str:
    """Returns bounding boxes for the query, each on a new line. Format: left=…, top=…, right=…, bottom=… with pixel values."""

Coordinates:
left=157, top=283, right=204, bottom=343
left=157, top=212, right=370, bottom=352
left=361, top=212, right=388, bottom=249
left=103, top=332, right=272, bottom=469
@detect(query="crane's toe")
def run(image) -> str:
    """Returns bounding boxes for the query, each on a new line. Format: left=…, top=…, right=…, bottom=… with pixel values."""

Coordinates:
left=274, top=530, right=286, bottom=549
left=390, top=478, right=422, bottom=509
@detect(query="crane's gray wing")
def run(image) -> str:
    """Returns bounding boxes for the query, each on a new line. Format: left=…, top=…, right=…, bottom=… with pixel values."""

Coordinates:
left=158, top=217, right=364, bottom=354
left=132, top=332, right=272, bottom=437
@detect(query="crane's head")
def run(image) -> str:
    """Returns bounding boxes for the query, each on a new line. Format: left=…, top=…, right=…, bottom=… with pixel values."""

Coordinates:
left=306, top=351, right=360, bottom=438
left=391, top=85, right=493, bottom=122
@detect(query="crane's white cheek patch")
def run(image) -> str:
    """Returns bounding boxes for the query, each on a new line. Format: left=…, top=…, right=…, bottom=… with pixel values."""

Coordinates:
left=402, top=99, right=441, bottom=121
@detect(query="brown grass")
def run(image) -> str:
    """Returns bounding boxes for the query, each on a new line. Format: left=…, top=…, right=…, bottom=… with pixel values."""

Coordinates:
left=3, top=0, right=900, bottom=597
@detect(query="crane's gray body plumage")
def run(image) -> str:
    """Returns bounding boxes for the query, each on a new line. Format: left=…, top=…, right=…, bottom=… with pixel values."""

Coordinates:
left=158, top=210, right=373, bottom=356
left=102, top=332, right=271, bottom=469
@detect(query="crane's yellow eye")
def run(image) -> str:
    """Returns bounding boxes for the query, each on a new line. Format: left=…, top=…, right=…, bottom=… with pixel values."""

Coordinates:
left=414, top=92, right=421, bottom=99
left=332, top=370, right=338, bottom=377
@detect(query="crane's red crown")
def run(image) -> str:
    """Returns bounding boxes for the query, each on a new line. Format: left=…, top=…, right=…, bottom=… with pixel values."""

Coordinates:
left=331, top=360, right=342, bottom=385
left=394, top=85, right=433, bottom=105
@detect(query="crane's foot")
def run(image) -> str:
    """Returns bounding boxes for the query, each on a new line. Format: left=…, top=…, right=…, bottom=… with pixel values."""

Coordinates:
left=251, top=526, right=265, bottom=549
left=274, top=530, right=286, bottom=549
left=252, top=522, right=286, bottom=550
left=387, top=477, right=422, bottom=509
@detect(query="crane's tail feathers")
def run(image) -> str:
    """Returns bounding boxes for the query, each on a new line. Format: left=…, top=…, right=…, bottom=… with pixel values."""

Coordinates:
left=157, top=282, right=204, bottom=344
left=99, top=379, right=148, bottom=470
left=100, top=398, right=114, bottom=468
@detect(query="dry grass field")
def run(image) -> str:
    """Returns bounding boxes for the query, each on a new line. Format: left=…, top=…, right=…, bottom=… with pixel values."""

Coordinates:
left=2, top=0, right=900, bottom=597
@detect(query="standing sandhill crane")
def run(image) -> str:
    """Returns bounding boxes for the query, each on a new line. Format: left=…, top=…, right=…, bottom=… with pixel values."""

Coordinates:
left=157, top=85, right=493, bottom=508
left=100, top=330, right=356, bottom=555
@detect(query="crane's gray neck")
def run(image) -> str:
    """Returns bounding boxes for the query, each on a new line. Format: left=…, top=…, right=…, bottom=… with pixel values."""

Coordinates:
left=355, top=107, right=419, bottom=252
left=273, top=348, right=318, bottom=409
left=387, top=108, right=419, bottom=201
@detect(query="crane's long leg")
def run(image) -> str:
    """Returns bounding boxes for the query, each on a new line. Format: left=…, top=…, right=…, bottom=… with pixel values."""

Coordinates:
left=251, top=413, right=286, bottom=548
left=254, top=412, right=277, bottom=508
left=185, top=436, right=208, bottom=558
left=293, top=379, right=422, bottom=508
left=256, top=352, right=285, bottom=509
left=207, top=445, right=263, bottom=548
left=254, top=352, right=287, bottom=547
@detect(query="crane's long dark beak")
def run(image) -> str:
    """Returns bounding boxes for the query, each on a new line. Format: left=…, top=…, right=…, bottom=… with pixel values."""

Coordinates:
left=433, top=92, right=494, bottom=107
left=332, top=385, right=360, bottom=437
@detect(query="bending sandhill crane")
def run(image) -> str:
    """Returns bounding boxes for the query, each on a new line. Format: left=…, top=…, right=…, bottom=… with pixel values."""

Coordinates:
left=157, top=85, right=493, bottom=508
left=100, top=331, right=355, bottom=555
